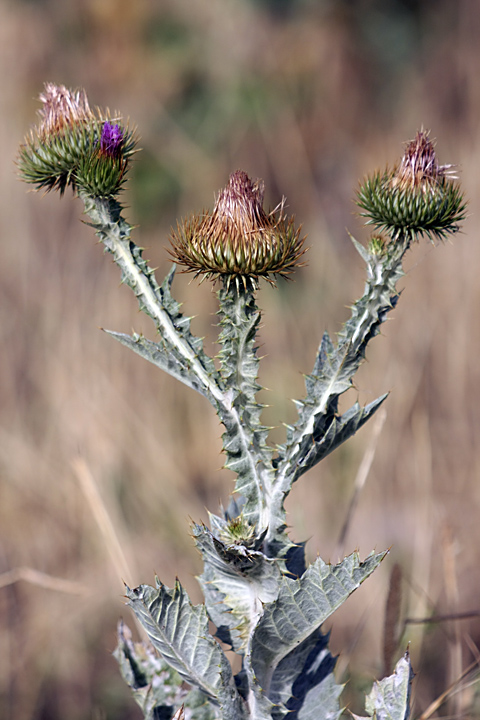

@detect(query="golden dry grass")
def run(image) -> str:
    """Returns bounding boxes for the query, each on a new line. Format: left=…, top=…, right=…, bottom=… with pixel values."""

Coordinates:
left=2, top=1, right=480, bottom=718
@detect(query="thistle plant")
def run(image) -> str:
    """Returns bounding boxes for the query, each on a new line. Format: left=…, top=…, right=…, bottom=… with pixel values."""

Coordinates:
left=18, top=85, right=466, bottom=720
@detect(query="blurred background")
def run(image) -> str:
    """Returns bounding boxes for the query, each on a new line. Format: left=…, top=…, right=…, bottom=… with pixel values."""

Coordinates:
left=1, top=0, right=480, bottom=718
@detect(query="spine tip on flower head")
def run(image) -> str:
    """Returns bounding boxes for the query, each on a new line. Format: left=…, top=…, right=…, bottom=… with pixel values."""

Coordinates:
left=169, top=170, right=307, bottom=287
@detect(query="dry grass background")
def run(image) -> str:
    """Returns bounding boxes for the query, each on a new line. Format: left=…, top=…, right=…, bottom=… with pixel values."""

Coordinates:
left=1, top=0, right=480, bottom=718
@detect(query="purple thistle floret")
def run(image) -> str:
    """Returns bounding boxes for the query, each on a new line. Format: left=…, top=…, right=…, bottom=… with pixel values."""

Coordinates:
left=100, top=121, right=123, bottom=158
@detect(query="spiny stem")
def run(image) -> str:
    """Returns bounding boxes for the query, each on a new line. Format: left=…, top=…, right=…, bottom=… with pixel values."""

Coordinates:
left=217, top=281, right=275, bottom=535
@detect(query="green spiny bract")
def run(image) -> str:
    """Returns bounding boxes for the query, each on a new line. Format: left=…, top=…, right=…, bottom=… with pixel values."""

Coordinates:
left=18, top=90, right=466, bottom=720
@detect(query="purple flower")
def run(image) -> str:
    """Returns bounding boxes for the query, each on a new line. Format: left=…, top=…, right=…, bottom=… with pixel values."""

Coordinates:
left=100, top=121, right=123, bottom=158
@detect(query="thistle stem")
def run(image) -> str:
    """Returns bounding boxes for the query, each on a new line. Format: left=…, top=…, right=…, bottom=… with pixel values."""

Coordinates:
left=217, top=280, right=275, bottom=535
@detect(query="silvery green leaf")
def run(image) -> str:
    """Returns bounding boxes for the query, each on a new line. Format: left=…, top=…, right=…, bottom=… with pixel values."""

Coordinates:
left=353, top=653, right=413, bottom=720
left=293, top=395, right=388, bottom=482
left=126, top=581, right=246, bottom=719
left=269, top=631, right=342, bottom=720
left=103, top=330, right=213, bottom=398
left=251, top=551, right=386, bottom=695
left=113, top=619, right=186, bottom=720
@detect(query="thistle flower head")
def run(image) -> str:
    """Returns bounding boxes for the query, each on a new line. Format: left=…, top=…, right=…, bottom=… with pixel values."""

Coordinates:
left=169, top=170, right=306, bottom=286
left=18, top=83, right=138, bottom=197
left=357, top=130, right=466, bottom=241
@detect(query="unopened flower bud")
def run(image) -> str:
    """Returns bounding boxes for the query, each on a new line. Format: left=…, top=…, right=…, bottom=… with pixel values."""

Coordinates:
left=367, top=234, right=388, bottom=256
left=357, top=131, right=466, bottom=241
left=169, top=170, right=306, bottom=285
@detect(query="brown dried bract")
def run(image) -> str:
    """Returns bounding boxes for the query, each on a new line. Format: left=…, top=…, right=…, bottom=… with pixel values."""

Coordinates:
left=393, top=130, right=456, bottom=191
left=37, top=83, right=94, bottom=138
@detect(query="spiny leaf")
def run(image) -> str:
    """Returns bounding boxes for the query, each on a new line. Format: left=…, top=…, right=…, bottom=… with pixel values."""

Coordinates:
left=251, top=551, right=386, bottom=695
left=292, top=395, right=388, bottom=482
left=113, top=619, right=186, bottom=720
left=126, top=580, right=246, bottom=719
left=104, top=330, right=214, bottom=398
left=270, top=631, right=342, bottom=720
left=353, top=653, right=413, bottom=720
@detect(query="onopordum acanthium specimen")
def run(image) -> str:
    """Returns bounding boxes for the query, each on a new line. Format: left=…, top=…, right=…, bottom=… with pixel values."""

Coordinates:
left=18, top=84, right=466, bottom=720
